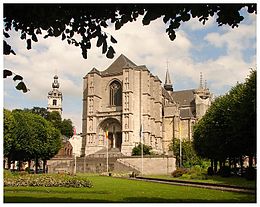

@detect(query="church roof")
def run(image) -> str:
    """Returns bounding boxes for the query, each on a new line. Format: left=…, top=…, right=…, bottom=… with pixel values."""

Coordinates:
left=171, top=89, right=195, bottom=107
left=89, top=67, right=101, bottom=75
left=162, top=87, right=174, bottom=102
left=101, top=54, right=137, bottom=75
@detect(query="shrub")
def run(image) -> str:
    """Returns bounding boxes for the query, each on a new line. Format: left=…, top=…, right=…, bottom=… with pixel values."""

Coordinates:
left=132, top=144, right=152, bottom=156
left=219, top=166, right=231, bottom=177
left=182, top=166, right=208, bottom=180
left=244, top=167, right=256, bottom=180
left=171, top=168, right=188, bottom=178
left=4, top=174, right=93, bottom=188
left=207, top=167, right=214, bottom=176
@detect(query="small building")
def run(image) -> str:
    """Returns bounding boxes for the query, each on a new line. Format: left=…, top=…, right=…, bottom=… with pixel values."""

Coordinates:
left=55, top=135, right=73, bottom=157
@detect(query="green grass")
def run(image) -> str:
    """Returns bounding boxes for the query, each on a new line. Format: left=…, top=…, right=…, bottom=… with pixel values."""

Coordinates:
left=4, top=175, right=256, bottom=203
left=144, top=175, right=256, bottom=189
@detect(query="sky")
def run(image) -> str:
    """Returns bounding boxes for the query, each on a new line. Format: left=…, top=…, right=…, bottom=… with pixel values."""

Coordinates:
left=3, top=6, right=257, bottom=134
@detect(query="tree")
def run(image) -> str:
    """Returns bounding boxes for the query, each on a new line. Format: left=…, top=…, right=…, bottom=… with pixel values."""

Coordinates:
left=60, top=119, right=74, bottom=138
left=39, top=122, right=61, bottom=173
left=26, top=107, right=50, bottom=119
left=46, top=111, right=62, bottom=130
left=3, top=109, right=16, bottom=168
left=26, top=107, right=74, bottom=138
left=193, top=70, right=256, bottom=174
left=3, top=110, right=62, bottom=172
left=132, top=144, right=152, bottom=156
left=3, top=4, right=256, bottom=92
left=170, top=139, right=203, bottom=168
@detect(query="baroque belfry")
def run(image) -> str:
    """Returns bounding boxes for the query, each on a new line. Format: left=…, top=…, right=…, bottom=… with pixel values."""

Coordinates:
left=81, top=54, right=212, bottom=156
left=47, top=75, right=63, bottom=115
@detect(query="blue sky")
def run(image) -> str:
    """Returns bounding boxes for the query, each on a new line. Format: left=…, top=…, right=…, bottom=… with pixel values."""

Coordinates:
left=3, top=7, right=256, bottom=133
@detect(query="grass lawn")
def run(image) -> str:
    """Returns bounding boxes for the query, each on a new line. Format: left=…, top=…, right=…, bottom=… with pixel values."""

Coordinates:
left=4, top=174, right=256, bottom=203
left=144, top=175, right=256, bottom=189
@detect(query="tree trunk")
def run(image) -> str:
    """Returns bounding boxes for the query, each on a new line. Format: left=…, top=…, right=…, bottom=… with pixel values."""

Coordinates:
left=28, top=160, right=31, bottom=172
left=35, top=157, right=38, bottom=174
left=213, top=159, right=218, bottom=174
left=234, top=157, right=237, bottom=172
left=240, top=156, right=243, bottom=176
left=28, top=160, right=31, bottom=169
left=43, top=160, right=47, bottom=173
left=249, top=155, right=253, bottom=168
left=7, top=156, right=11, bottom=169
left=18, top=160, right=22, bottom=171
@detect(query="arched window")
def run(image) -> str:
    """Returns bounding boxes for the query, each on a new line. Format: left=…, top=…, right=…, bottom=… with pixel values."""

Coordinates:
left=53, top=99, right=57, bottom=106
left=110, top=81, right=122, bottom=106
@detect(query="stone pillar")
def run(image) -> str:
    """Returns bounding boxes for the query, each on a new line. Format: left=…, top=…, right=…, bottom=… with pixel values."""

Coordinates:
left=113, top=133, right=116, bottom=148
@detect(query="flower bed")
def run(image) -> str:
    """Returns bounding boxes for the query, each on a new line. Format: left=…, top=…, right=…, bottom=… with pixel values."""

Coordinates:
left=4, top=171, right=92, bottom=188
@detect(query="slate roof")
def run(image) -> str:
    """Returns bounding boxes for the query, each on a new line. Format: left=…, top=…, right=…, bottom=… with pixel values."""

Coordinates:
left=171, top=89, right=195, bottom=107
left=162, top=87, right=174, bottom=102
left=101, top=54, right=137, bottom=75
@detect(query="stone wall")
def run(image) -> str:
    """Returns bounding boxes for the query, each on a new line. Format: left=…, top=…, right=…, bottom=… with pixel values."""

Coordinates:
left=47, top=156, right=176, bottom=175
left=117, top=156, right=176, bottom=175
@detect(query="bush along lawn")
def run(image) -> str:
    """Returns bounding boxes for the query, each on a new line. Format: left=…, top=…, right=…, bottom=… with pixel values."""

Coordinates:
left=4, top=170, right=92, bottom=188
left=147, top=165, right=256, bottom=189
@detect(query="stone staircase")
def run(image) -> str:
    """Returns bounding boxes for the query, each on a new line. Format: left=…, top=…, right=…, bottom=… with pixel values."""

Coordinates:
left=87, top=147, right=124, bottom=158
left=47, top=149, right=175, bottom=175
left=115, top=159, right=140, bottom=174
left=116, top=157, right=176, bottom=175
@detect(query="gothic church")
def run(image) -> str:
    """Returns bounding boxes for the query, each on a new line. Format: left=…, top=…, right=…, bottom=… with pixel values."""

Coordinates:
left=81, top=54, right=212, bottom=156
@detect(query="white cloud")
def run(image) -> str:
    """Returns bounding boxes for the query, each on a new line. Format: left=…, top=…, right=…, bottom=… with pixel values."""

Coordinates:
left=182, top=15, right=215, bottom=31
left=4, top=13, right=256, bottom=133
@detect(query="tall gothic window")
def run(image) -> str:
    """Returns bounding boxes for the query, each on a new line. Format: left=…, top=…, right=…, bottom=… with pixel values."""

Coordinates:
left=110, top=81, right=122, bottom=106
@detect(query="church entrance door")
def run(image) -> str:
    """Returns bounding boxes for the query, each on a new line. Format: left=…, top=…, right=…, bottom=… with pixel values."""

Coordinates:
left=115, top=132, right=122, bottom=150
left=99, top=118, right=122, bottom=151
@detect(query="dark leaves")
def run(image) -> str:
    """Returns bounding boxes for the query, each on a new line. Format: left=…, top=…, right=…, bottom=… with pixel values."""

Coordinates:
left=15, top=81, right=29, bottom=93
left=110, top=36, right=117, bottom=44
left=82, top=49, right=87, bottom=59
left=62, top=33, right=66, bottom=40
left=32, top=33, right=38, bottom=42
left=4, top=31, right=10, bottom=38
left=3, top=69, right=12, bottom=78
left=26, top=39, right=31, bottom=50
left=115, top=21, right=123, bottom=30
left=102, top=40, right=107, bottom=54
left=36, top=28, right=42, bottom=34
left=3, top=40, right=16, bottom=55
left=96, top=36, right=103, bottom=47
left=169, top=31, right=176, bottom=41
left=100, top=21, right=108, bottom=27
left=2, top=4, right=256, bottom=62
left=21, top=33, right=26, bottom=40
left=4, top=69, right=29, bottom=93
left=106, top=46, right=115, bottom=59
left=13, top=75, right=23, bottom=81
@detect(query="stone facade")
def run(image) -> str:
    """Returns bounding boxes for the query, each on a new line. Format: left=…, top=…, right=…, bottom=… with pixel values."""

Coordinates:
left=81, top=54, right=212, bottom=157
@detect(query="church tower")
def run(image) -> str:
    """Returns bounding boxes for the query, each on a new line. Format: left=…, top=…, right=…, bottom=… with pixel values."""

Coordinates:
left=164, top=68, right=173, bottom=92
left=195, top=72, right=211, bottom=119
left=47, top=75, right=63, bottom=115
